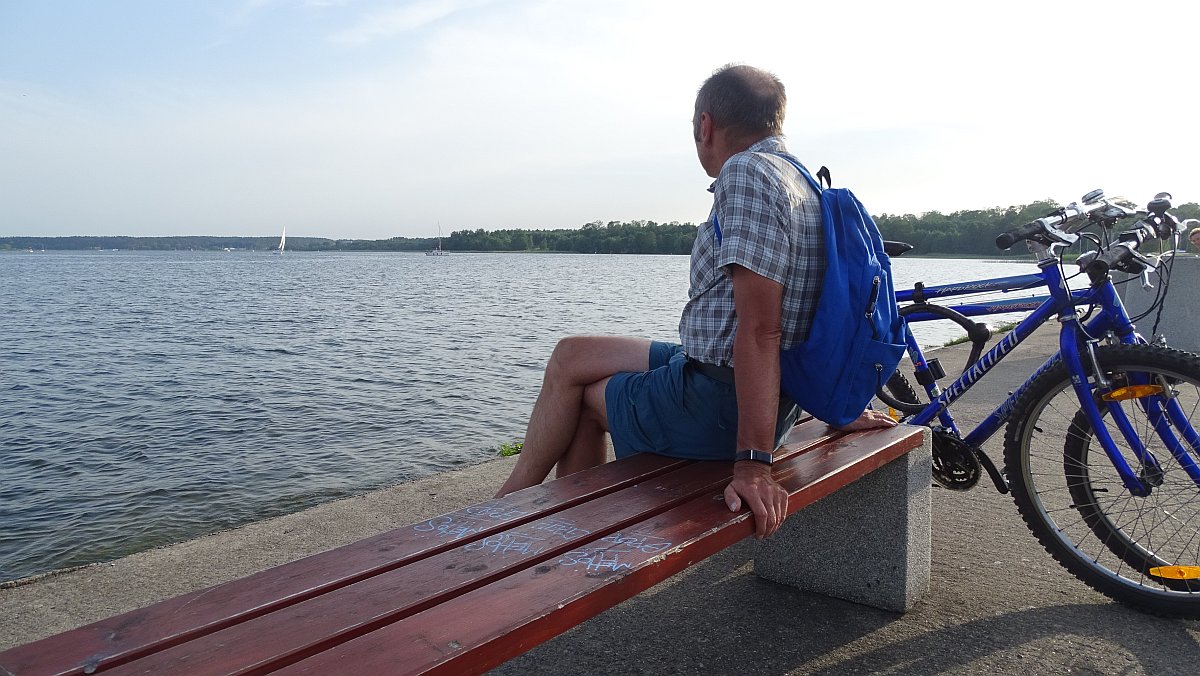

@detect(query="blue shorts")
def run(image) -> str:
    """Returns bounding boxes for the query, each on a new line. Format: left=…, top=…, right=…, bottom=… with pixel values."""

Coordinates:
left=605, top=342, right=797, bottom=461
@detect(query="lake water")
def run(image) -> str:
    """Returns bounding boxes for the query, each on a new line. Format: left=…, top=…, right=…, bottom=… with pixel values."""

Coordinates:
left=0, top=250, right=1039, bottom=583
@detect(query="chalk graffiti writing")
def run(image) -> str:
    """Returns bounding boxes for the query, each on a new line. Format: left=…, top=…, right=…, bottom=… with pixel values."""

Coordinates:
left=413, top=504, right=530, bottom=540
left=599, top=532, right=672, bottom=554
left=464, top=504, right=529, bottom=521
left=558, top=548, right=632, bottom=574
left=464, top=532, right=547, bottom=556
left=529, top=517, right=592, bottom=540
left=558, top=530, right=675, bottom=574
left=413, top=515, right=482, bottom=540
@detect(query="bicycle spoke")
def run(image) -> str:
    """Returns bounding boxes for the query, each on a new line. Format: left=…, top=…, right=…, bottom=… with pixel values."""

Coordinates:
left=1004, top=345, right=1200, bottom=615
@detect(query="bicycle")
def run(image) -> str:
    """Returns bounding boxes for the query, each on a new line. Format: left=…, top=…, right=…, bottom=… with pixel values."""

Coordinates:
left=875, top=189, right=1200, bottom=617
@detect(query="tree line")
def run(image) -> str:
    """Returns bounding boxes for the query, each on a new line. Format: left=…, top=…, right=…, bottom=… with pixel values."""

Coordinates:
left=5, top=201, right=1197, bottom=255
left=877, top=201, right=1200, bottom=256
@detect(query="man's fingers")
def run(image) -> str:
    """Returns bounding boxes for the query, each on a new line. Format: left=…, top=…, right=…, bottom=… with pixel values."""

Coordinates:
left=751, top=497, right=784, bottom=539
left=744, top=497, right=769, bottom=539
left=726, top=472, right=789, bottom=538
left=762, top=489, right=787, bottom=538
left=724, top=483, right=742, bottom=512
left=836, top=409, right=900, bottom=431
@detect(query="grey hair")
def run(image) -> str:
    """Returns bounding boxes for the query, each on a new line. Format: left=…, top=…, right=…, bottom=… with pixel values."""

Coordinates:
left=693, top=64, right=786, bottom=142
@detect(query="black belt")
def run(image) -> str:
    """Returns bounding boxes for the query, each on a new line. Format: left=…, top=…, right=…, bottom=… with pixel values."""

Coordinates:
left=687, top=357, right=735, bottom=385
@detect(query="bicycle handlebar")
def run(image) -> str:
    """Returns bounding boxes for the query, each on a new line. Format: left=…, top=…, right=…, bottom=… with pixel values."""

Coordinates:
left=995, top=222, right=1046, bottom=250
left=995, top=201, right=1109, bottom=250
left=995, top=191, right=1183, bottom=263
left=1085, top=241, right=1140, bottom=277
left=1083, top=221, right=1160, bottom=276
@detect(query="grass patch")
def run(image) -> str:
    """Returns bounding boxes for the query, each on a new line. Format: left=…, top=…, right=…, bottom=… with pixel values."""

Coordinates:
left=939, top=320, right=1021, bottom=348
left=942, top=334, right=972, bottom=347
left=498, top=441, right=524, bottom=457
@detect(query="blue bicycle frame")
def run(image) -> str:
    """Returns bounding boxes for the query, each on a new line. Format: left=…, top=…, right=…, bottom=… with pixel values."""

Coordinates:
left=895, top=259, right=1200, bottom=496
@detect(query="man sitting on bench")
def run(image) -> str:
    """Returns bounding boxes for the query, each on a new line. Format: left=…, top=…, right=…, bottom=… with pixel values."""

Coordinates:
left=495, top=64, right=894, bottom=539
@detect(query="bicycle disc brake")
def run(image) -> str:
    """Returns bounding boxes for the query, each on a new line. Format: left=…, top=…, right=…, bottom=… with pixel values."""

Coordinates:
left=931, top=427, right=981, bottom=490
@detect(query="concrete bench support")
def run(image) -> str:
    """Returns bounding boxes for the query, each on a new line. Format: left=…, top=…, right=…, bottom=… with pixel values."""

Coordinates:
left=754, top=427, right=932, bottom=612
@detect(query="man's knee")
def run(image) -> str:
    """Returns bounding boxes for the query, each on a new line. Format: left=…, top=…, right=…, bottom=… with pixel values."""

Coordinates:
left=545, top=336, right=591, bottom=384
left=548, top=336, right=589, bottom=367
left=545, top=336, right=627, bottom=381
left=544, top=335, right=652, bottom=389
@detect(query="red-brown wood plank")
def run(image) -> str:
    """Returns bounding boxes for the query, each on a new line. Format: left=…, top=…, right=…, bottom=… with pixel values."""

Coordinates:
left=94, top=423, right=842, bottom=675
left=276, top=425, right=925, bottom=676
left=0, top=452, right=693, bottom=676
left=0, top=419, right=831, bottom=676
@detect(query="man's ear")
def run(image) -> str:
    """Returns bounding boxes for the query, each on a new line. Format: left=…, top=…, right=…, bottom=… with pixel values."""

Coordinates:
left=697, top=111, right=713, bottom=145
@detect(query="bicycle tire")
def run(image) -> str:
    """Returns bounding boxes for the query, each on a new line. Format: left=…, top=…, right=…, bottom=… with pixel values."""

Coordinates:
left=878, top=371, right=924, bottom=414
left=1003, top=343, right=1200, bottom=617
left=877, top=302, right=990, bottom=414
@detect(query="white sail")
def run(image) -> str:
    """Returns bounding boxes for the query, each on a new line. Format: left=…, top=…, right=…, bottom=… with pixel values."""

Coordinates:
left=426, top=224, right=449, bottom=256
left=277, top=227, right=286, bottom=254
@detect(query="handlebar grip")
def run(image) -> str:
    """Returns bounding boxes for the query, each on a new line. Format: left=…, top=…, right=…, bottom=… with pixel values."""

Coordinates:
left=1086, top=243, right=1138, bottom=277
left=995, top=221, right=1045, bottom=250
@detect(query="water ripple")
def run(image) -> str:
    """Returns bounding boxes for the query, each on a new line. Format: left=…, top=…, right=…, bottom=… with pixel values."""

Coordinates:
left=0, top=250, right=1036, bottom=582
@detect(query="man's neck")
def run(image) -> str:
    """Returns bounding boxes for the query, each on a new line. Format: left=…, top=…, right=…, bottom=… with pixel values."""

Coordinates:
left=708, top=131, right=772, bottom=175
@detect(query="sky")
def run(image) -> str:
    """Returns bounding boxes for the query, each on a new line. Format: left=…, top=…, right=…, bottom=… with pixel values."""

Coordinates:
left=2, top=0, right=1199, bottom=240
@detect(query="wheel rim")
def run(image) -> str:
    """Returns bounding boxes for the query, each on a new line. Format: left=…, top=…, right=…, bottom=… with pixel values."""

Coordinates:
left=1017, top=354, right=1200, bottom=602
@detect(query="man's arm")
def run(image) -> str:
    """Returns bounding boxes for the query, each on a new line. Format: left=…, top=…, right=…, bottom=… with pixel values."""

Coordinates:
left=723, top=264, right=789, bottom=539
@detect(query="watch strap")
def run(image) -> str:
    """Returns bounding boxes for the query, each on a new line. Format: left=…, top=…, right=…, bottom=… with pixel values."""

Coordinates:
left=734, top=449, right=774, bottom=465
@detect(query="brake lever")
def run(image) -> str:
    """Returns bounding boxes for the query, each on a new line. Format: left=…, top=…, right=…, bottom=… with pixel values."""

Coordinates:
left=1119, top=248, right=1159, bottom=276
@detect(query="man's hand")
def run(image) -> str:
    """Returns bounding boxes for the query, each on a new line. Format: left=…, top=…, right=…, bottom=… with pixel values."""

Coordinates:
left=723, top=461, right=788, bottom=539
left=835, top=408, right=898, bottom=432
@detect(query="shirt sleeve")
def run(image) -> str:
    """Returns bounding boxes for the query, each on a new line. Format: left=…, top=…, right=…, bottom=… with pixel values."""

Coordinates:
left=712, top=153, right=791, bottom=285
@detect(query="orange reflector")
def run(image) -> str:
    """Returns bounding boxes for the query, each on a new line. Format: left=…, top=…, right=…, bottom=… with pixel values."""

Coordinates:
left=1150, top=565, right=1200, bottom=580
left=1101, top=385, right=1164, bottom=402
left=887, top=407, right=900, bottom=421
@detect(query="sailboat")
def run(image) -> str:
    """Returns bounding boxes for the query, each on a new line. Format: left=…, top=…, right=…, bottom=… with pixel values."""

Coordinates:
left=275, top=227, right=286, bottom=255
left=426, top=225, right=449, bottom=256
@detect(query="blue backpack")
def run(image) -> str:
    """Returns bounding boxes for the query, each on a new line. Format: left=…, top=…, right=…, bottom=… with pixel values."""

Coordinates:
left=716, top=154, right=906, bottom=427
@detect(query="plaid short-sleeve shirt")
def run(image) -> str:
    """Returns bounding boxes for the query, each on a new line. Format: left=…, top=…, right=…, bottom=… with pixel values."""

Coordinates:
left=679, top=136, right=825, bottom=367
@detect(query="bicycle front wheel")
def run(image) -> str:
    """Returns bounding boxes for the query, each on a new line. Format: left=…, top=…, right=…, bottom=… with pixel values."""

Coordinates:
left=1004, top=343, right=1200, bottom=617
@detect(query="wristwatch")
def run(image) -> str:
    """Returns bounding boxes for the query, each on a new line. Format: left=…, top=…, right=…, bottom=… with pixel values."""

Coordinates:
left=734, top=449, right=774, bottom=465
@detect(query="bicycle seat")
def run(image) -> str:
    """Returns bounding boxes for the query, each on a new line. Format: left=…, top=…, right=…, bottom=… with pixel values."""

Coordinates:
left=884, top=241, right=914, bottom=257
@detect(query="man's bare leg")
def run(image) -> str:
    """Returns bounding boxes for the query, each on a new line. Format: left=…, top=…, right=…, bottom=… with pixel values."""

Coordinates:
left=495, top=335, right=651, bottom=497
left=553, top=378, right=610, bottom=477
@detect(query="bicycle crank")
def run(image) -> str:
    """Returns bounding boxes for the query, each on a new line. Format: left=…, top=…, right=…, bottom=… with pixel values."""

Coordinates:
left=931, top=428, right=981, bottom=490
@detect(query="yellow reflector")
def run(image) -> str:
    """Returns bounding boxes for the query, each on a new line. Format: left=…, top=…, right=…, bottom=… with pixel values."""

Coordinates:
left=888, top=407, right=900, bottom=421
left=1150, top=565, right=1200, bottom=580
left=1101, top=385, right=1164, bottom=402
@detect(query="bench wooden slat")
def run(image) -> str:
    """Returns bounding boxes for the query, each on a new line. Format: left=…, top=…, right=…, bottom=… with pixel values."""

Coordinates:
left=0, top=420, right=853, bottom=676
left=94, top=423, right=843, bottom=676
left=275, top=426, right=925, bottom=676
left=0, top=452, right=694, bottom=676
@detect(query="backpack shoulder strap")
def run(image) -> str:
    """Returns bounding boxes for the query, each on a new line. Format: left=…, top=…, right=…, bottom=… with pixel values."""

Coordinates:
left=770, top=153, right=822, bottom=195
left=713, top=153, right=824, bottom=244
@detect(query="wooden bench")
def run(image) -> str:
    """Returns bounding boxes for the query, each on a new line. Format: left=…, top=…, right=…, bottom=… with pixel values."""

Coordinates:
left=0, top=420, right=928, bottom=676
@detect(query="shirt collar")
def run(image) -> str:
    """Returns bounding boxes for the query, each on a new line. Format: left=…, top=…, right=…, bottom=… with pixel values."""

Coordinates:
left=747, top=135, right=787, bottom=154
left=706, top=135, right=788, bottom=193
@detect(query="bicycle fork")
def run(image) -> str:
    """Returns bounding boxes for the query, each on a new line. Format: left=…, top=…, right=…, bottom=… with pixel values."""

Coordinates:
left=1063, top=329, right=1200, bottom=496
